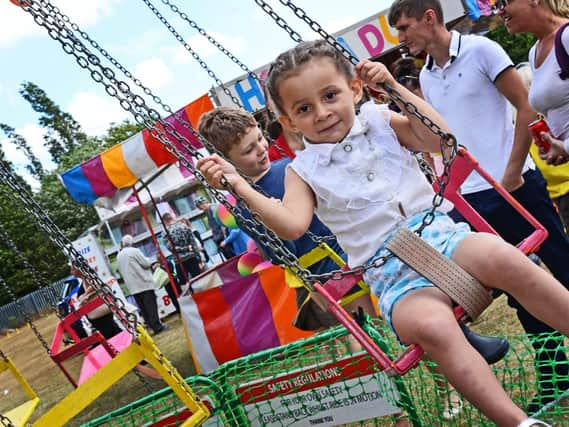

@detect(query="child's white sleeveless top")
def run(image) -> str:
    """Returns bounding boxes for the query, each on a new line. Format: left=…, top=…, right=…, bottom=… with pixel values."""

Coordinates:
left=290, top=101, right=451, bottom=267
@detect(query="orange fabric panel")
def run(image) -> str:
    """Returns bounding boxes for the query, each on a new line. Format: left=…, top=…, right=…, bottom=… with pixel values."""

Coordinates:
left=258, top=266, right=313, bottom=344
left=184, top=94, right=214, bottom=129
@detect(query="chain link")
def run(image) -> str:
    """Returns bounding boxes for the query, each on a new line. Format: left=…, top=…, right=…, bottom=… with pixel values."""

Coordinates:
left=158, top=0, right=262, bottom=85
left=0, top=273, right=52, bottom=355
left=0, top=160, right=138, bottom=338
left=140, top=0, right=244, bottom=109
left=0, top=413, right=14, bottom=427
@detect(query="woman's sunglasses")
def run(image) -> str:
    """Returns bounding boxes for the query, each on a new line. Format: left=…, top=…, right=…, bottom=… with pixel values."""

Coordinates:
left=493, top=0, right=510, bottom=12
left=396, top=75, right=420, bottom=90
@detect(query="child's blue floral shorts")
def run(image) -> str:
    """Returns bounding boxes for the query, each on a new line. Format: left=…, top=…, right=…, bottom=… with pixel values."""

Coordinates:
left=363, top=211, right=472, bottom=341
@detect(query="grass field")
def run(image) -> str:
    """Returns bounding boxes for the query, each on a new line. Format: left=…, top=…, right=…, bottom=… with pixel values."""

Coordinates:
left=0, top=295, right=540, bottom=426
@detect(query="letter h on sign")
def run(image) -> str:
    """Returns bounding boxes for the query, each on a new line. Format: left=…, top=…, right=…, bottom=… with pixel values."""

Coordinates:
left=234, top=74, right=265, bottom=112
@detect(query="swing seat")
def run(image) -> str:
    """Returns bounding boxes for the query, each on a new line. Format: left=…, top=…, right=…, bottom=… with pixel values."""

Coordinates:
left=78, top=330, right=132, bottom=384
left=314, top=147, right=548, bottom=376
left=3, top=398, right=40, bottom=427
left=50, top=295, right=158, bottom=386
left=286, top=242, right=371, bottom=308
left=0, top=357, right=39, bottom=427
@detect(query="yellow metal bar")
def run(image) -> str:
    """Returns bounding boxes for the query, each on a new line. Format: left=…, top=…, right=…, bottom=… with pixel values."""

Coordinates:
left=34, top=327, right=209, bottom=426
left=0, top=358, right=38, bottom=400
left=293, top=243, right=372, bottom=306
left=33, top=342, right=143, bottom=426
left=135, top=327, right=210, bottom=426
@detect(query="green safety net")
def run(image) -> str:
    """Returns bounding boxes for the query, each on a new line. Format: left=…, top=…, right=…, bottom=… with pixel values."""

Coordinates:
left=83, top=318, right=569, bottom=427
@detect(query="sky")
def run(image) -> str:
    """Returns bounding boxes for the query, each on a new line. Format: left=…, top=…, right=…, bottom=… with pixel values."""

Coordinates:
left=0, top=0, right=391, bottom=186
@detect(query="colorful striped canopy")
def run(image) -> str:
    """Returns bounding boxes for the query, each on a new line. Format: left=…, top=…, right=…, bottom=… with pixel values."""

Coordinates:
left=181, top=257, right=313, bottom=373
left=60, top=94, right=214, bottom=205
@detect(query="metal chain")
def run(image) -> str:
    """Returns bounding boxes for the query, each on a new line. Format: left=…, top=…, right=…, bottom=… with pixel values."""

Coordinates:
left=0, top=413, right=14, bottom=427
left=0, top=169, right=154, bottom=391
left=0, top=161, right=138, bottom=336
left=140, top=0, right=244, bottom=109
left=251, top=0, right=458, bottom=236
left=19, top=0, right=401, bottom=285
left=158, top=0, right=262, bottom=85
left=0, top=212, right=62, bottom=311
left=17, top=1, right=320, bottom=284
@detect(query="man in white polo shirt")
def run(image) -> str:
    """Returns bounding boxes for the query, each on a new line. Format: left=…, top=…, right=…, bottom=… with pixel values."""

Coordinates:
left=389, top=0, right=569, bottom=414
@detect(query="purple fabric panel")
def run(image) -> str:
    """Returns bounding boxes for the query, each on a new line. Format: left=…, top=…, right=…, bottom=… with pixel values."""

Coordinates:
left=220, top=274, right=280, bottom=354
left=217, top=257, right=245, bottom=283
left=164, top=108, right=199, bottom=169
left=80, top=155, right=117, bottom=198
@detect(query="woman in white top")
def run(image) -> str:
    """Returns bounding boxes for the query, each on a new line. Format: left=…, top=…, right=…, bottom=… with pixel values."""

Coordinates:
left=198, top=40, right=569, bottom=426
left=498, top=0, right=569, bottom=163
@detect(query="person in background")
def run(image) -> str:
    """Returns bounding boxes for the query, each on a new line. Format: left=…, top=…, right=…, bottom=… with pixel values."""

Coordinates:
left=195, top=196, right=232, bottom=260
left=497, top=0, right=569, bottom=166
left=162, top=212, right=203, bottom=283
left=220, top=227, right=251, bottom=257
left=117, top=235, right=169, bottom=335
left=516, top=62, right=569, bottom=233
left=179, top=216, right=210, bottom=266
left=69, top=265, right=122, bottom=340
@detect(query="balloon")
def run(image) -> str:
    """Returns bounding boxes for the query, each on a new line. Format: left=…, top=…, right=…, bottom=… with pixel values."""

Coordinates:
left=212, top=207, right=222, bottom=226
left=237, top=252, right=263, bottom=276
left=252, top=260, right=274, bottom=273
left=246, top=239, right=258, bottom=254
left=226, top=193, right=236, bottom=206
left=217, top=203, right=238, bottom=229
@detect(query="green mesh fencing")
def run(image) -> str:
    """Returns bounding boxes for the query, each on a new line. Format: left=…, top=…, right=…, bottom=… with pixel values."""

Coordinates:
left=84, top=318, right=569, bottom=426
left=81, top=376, right=232, bottom=427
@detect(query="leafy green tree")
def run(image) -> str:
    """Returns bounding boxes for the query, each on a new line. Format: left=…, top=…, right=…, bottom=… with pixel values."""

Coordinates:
left=0, top=159, right=67, bottom=304
left=19, top=81, right=88, bottom=164
left=0, top=123, right=45, bottom=179
left=485, top=24, right=537, bottom=65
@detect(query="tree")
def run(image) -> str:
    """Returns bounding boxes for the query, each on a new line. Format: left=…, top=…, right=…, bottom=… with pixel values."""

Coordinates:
left=19, top=81, right=89, bottom=164
left=0, top=159, right=67, bottom=304
left=0, top=123, right=45, bottom=179
left=485, top=24, right=536, bottom=65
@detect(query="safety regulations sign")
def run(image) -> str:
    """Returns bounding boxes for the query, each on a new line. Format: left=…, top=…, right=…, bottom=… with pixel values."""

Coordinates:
left=236, top=352, right=403, bottom=426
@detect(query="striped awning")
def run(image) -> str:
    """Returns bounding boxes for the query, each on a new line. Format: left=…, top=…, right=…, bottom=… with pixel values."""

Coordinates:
left=60, top=94, right=214, bottom=205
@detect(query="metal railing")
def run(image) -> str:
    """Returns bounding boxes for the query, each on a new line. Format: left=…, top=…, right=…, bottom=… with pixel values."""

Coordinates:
left=0, top=279, right=67, bottom=330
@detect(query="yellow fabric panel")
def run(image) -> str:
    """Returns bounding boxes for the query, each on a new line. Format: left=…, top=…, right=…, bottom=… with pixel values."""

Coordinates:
left=529, top=144, right=569, bottom=199
left=100, top=144, right=138, bottom=189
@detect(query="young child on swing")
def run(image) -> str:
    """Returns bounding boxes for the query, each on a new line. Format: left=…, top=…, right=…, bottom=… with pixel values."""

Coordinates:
left=198, top=106, right=377, bottom=333
left=198, top=40, right=569, bottom=427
